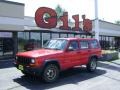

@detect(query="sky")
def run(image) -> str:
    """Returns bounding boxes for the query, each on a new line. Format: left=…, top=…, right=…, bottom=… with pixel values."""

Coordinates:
left=7, top=0, right=120, bottom=23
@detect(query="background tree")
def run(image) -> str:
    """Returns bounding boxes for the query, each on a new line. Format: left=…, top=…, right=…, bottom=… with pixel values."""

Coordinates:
left=55, top=5, right=65, bottom=19
left=115, top=20, right=120, bottom=25
left=44, top=5, right=65, bottom=20
left=44, top=13, right=50, bottom=20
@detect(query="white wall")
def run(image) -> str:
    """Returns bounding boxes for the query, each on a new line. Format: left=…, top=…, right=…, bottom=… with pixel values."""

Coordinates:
left=99, top=29, right=120, bottom=36
left=0, top=1, right=24, bottom=31
left=0, top=2, right=24, bottom=18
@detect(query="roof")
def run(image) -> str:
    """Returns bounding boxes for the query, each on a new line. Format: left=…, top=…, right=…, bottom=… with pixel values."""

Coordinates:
left=55, top=38, right=96, bottom=41
left=0, top=0, right=24, bottom=6
left=99, top=20, right=120, bottom=27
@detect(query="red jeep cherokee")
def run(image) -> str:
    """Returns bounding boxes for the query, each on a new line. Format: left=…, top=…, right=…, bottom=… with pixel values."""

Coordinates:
left=14, top=38, right=101, bottom=83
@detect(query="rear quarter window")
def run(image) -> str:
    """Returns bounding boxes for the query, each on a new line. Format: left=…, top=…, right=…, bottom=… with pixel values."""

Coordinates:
left=90, top=40, right=99, bottom=48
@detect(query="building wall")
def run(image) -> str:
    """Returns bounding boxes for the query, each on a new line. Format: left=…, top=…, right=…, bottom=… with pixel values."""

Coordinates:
left=0, top=1, right=24, bottom=31
left=0, top=1, right=24, bottom=18
left=99, top=20, right=120, bottom=31
left=99, top=28, right=120, bottom=36
left=92, top=20, right=120, bottom=37
left=0, top=1, right=24, bottom=59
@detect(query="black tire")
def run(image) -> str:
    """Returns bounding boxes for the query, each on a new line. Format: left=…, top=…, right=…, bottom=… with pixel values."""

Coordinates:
left=86, top=58, right=97, bottom=72
left=42, top=64, right=59, bottom=83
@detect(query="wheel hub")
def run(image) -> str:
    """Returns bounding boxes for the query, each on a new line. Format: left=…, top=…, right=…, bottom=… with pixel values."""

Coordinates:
left=90, top=60, right=96, bottom=70
left=46, top=68, right=56, bottom=80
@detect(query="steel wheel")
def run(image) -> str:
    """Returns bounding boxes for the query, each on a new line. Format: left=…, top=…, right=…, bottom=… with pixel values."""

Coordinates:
left=86, top=58, right=97, bottom=72
left=42, top=64, right=59, bottom=83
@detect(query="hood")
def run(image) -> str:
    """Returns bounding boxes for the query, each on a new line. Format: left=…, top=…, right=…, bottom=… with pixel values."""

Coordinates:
left=17, top=49, right=63, bottom=58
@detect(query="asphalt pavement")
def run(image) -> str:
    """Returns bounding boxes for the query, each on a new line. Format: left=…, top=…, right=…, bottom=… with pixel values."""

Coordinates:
left=0, top=59, right=120, bottom=90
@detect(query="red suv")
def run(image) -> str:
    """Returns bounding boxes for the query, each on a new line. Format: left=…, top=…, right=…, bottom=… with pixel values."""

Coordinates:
left=14, top=38, right=101, bottom=83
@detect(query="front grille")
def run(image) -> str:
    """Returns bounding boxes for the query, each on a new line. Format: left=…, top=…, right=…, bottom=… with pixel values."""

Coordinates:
left=17, top=57, right=31, bottom=65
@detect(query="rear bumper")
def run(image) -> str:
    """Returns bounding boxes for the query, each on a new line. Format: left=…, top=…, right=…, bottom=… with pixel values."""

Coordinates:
left=14, top=62, right=43, bottom=76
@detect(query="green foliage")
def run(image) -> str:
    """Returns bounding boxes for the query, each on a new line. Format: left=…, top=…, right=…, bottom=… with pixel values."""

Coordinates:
left=44, top=5, right=65, bottom=20
left=102, top=50, right=117, bottom=54
left=55, top=5, right=65, bottom=18
left=102, top=50, right=119, bottom=61
left=44, top=13, right=50, bottom=20
left=115, top=20, right=120, bottom=25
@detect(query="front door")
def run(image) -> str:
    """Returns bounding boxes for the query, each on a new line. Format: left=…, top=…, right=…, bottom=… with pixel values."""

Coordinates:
left=63, top=40, right=80, bottom=68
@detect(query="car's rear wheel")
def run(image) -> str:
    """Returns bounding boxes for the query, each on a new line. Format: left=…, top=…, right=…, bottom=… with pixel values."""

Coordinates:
left=42, top=64, right=59, bottom=83
left=86, top=58, right=97, bottom=72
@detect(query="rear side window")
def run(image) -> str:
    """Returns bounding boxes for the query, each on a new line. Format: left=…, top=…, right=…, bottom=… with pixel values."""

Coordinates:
left=90, top=40, right=99, bottom=48
left=80, top=41, right=89, bottom=49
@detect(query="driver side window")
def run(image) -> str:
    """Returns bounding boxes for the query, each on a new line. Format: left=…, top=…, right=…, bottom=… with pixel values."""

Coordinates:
left=68, top=41, right=79, bottom=50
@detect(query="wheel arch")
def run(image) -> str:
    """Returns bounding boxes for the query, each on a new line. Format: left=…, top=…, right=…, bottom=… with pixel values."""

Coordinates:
left=89, top=55, right=98, bottom=61
left=43, top=60, right=61, bottom=70
left=87, top=55, right=98, bottom=72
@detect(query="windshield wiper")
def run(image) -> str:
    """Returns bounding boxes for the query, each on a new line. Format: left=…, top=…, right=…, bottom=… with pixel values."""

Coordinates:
left=53, top=48, right=61, bottom=50
left=44, top=47, right=61, bottom=50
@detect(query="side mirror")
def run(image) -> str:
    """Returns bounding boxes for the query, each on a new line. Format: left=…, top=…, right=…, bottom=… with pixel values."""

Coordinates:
left=67, top=46, right=74, bottom=51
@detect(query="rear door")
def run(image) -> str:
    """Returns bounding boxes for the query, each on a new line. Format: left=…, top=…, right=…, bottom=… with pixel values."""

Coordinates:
left=78, top=40, right=90, bottom=64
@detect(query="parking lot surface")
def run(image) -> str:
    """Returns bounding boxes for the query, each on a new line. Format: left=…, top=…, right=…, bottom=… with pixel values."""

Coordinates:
left=0, top=60, right=120, bottom=90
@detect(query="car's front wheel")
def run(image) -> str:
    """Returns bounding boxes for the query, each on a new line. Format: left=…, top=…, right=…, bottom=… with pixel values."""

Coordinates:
left=42, top=64, right=59, bottom=83
left=86, top=58, right=97, bottom=72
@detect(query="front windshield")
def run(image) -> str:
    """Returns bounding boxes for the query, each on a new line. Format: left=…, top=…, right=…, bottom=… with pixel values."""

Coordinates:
left=44, top=39, right=68, bottom=50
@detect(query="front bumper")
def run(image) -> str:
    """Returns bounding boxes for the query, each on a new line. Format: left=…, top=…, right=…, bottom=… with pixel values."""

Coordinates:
left=14, top=62, right=43, bottom=76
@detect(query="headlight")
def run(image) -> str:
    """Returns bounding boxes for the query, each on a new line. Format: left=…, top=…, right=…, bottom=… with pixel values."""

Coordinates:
left=15, top=56, right=18, bottom=60
left=31, top=59, right=35, bottom=63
